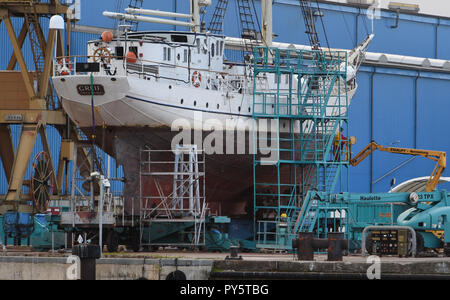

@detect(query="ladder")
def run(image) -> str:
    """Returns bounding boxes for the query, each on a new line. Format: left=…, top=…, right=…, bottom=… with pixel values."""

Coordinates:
left=126, top=0, right=144, bottom=31
left=208, top=0, right=229, bottom=35
left=299, top=0, right=321, bottom=51
left=237, top=0, right=260, bottom=40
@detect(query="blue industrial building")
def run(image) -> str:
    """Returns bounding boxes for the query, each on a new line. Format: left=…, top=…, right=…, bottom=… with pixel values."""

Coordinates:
left=1, top=0, right=450, bottom=196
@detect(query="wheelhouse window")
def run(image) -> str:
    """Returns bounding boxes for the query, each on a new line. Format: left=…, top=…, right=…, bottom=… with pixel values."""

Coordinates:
left=163, top=47, right=172, bottom=61
left=129, top=46, right=138, bottom=56
left=211, top=43, right=215, bottom=58
left=171, top=35, right=188, bottom=43
left=220, top=41, right=224, bottom=56
left=183, top=49, right=188, bottom=63
left=115, top=46, right=124, bottom=60
left=196, top=38, right=201, bottom=54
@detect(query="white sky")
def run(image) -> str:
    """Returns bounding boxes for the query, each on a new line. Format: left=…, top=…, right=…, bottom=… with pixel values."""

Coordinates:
left=330, top=0, right=450, bottom=17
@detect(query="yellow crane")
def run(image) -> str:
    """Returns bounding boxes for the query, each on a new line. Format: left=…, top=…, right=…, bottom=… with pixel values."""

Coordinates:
left=349, top=141, right=446, bottom=192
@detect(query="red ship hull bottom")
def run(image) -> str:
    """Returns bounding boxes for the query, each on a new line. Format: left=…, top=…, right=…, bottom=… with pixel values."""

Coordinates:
left=82, top=126, right=314, bottom=219
left=85, top=126, right=258, bottom=218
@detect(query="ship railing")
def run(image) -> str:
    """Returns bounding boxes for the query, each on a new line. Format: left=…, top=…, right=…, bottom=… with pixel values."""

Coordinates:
left=53, top=55, right=128, bottom=77
left=256, top=218, right=298, bottom=250
left=68, top=195, right=123, bottom=214
left=52, top=55, right=279, bottom=95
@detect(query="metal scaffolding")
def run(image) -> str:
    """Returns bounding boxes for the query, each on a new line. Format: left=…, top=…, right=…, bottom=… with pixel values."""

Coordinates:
left=139, top=145, right=207, bottom=249
left=252, top=46, right=350, bottom=250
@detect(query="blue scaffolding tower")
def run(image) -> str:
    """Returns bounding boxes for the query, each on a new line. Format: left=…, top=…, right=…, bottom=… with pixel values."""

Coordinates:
left=252, top=46, right=351, bottom=250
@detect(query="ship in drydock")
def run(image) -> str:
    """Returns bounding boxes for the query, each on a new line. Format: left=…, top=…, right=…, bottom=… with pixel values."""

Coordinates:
left=52, top=0, right=373, bottom=218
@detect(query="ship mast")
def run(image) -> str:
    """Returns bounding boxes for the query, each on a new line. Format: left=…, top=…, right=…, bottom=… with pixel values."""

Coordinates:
left=104, top=0, right=211, bottom=33
left=261, top=0, right=273, bottom=48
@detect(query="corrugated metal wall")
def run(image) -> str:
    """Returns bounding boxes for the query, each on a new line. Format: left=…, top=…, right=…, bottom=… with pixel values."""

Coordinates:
left=1, top=0, right=450, bottom=195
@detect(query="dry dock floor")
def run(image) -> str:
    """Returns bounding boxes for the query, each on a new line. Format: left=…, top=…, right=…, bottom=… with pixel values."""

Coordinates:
left=1, top=249, right=450, bottom=262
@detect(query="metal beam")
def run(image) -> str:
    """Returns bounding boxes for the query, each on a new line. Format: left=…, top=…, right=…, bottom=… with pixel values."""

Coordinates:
left=56, top=143, right=65, bottom=195
left=7, top=21, right=27, bottom=70
left=57, top=29, right=64, bottom=57
left=1, top=3, right=68, bottom=16
left=66, top=15, right=71, bottom=56
left=5, top=124, right=39, bottom=204
left=4, top=17, right=35, bottom=100
left=54, top=122, right=100, bottom=191
left=0, top=124, right=14, bottom=182
left=0, top=110, right=66, bottom=125
left=39, top=126, right=59, bottom=194
left=39, top=28, right=56, bottom=100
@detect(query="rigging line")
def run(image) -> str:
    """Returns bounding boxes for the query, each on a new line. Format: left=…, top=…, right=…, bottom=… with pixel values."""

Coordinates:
left=114, top=0, right=124, bottom=29
left=314, top=0, right=331, bottom=52
left=90, top=73, right=96, bottom=144
left=250, top=0, right=275, bottom=57
left=200, top=2, right=207, bottom=31
left=337, top=2, right=355, bottom=46
left=360, top=7, right=370, bottom=36
left=233, top=0, right=246, bottom=63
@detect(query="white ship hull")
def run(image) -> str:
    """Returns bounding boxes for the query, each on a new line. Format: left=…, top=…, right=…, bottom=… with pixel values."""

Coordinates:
left=56, top=74, right=356, bottom=132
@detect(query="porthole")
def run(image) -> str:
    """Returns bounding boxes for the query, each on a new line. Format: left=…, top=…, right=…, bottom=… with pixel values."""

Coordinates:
left=169, top=85, right=172, bottom=89
left=181, top=99, right=184, bottom=104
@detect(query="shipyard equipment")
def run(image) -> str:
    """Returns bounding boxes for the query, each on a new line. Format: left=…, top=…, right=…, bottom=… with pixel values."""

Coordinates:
left=290, top=140, right=450, bottom=255
left=292, top=232, right=348, bottom=261
left=252, top=44, right=351, bottom=250
left=57, top=143, right=237, bottom=253
left=0, top=0, right=70, bottom=246
left=0, top=0, right=114, bottom=250
left=349, top=141, right=446, bottom=192
left=297, top=189, right=450, bottom=256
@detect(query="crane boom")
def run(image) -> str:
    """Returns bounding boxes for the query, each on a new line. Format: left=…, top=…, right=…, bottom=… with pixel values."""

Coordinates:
left=350, top=141, right=446, bottom=192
